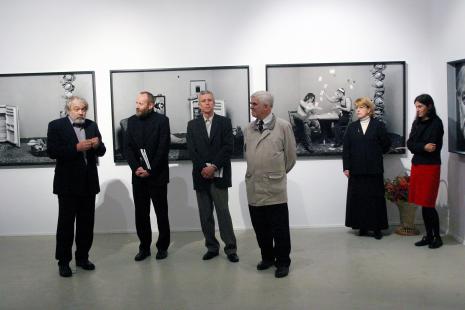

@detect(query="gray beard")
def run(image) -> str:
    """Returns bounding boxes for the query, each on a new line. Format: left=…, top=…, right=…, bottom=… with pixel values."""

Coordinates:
left=136, top=109, right=152, bottom=119
left=73, top=118, right=85, bottom=124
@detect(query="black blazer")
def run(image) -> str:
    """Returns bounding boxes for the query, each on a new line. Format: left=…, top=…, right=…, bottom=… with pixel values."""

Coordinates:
left=186, top=114, right=233, bottom=191
left=125, top=111, right=170, bottom=185
left=342, top=118, right=391, bottom=175
left=407, top=115, right=443, bottom=165
left=47, top=117, right=106, bottom=196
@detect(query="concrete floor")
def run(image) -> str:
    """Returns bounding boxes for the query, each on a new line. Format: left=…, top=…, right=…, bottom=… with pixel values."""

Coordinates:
left=1, top=228, right=465, bottom=310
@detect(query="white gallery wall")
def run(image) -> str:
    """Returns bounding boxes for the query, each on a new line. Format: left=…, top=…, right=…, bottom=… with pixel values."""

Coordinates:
left=0, top=0, right=461, bottom=237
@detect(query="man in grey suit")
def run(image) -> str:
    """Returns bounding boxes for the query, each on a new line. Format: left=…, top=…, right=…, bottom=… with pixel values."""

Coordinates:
left=244, top=90, right=297, bottom=278
left=186, top=90, right=239, bottom=262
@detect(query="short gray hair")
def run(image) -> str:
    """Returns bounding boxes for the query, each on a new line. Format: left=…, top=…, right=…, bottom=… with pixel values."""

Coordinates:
left=198, top=90, right=215, bottom=100
left=65, top=96, right=88, bottom=112
left=251, top=90, right=274, bottom=107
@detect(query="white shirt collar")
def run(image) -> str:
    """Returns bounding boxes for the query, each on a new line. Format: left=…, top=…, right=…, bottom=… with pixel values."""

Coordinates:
left=203, top=113, right=214, bottom=122
left=360, top=116, right=370, bottom=123
left=262, top=112, right=273, bottom=125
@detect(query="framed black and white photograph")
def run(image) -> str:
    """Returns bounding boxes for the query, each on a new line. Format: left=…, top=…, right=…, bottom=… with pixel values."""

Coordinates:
left=110, top=66, right=250, bottom=162
left=0, top=71, right=96, bottom=166
left=447, top=59, right=465, bottom=155
left=266, top=62, right=406, bottom=156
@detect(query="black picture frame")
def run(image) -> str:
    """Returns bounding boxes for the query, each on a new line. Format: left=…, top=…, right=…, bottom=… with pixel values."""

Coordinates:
left=0, top=71, right=97, bottom=167
left=266, top=61, right=406, bottom=156
left=110, top=66, right=250, bottom=162
left=447, top=58, right=465, bottom=155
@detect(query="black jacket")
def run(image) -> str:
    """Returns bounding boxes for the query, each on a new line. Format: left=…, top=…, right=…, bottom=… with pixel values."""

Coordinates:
left=407, top=115, right=443, bottom=165
left=186, top=114, right=233, bottom=191
left=343, top=118, right=391, bottom=175
left=125, top=111, right=170, bottom=185
left=47, top=117, right=106, bottom=196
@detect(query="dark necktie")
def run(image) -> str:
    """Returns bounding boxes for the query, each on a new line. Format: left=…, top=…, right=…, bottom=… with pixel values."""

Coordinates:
left=73, top=123, right=84, bottom=128
left=257, top=120, right=264, bottom=133
left=205, top=118, right=212, bottom=138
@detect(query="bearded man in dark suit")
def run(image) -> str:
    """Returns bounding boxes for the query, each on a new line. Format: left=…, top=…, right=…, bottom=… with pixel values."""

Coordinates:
left=125, top=91, right=171, bottom=262
left=47, top=96, right=106, bottom=277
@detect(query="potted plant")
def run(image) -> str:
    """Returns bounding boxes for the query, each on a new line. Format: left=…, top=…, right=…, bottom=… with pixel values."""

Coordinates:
left=384, top=175, right=420, bottom=236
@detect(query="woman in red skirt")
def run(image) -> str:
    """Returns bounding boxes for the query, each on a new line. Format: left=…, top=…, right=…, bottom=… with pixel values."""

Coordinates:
left=407, top=94, right=444, bottom=249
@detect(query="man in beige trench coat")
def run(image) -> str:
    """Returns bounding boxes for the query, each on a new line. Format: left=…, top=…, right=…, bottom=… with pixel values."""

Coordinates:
left=244, top=90, right=297, bottom=278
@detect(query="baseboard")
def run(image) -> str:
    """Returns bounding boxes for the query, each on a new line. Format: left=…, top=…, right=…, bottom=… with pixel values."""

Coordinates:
left=449, top=232, right=465, bottom=245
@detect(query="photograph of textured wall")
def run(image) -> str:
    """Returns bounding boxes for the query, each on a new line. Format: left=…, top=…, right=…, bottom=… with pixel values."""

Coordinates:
left=266, top=62, right=406, bottom=156
left=447, top=59, right=465, bottom=155
left=0, top=71, right=96, bottom=166
left=110, top=66, right=250, bottom=162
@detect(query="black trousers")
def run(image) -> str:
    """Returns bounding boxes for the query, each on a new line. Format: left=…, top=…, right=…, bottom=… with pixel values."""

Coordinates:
left=133, top=182, right=170, bottom=252
left=249, top=203, right=291, bottom=267
left=56, top=194, right=95, bottom=264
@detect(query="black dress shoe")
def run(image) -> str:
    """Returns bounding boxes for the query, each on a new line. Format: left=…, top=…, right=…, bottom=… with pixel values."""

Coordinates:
left=202, top=251, right=219, bottom=260
left=358, top=229, right=368, bottom=236
left=134, top=251, right=151, bottom=261
left=59, top=264, right=72, bottom=277
left=256, top=260, right=274, bottom=270
left=227, top=253, right=239, bottom=263
left=76, top=260, right=95, bottom=270
left=415, top=236, right=432, bottom=247
left=428, top=236, right=443, bottom=249
left=155, top=250, right=168, bottom=260
left=275, top=266, right=289, bottom=278
left=373, top=230, right=383, bottom=240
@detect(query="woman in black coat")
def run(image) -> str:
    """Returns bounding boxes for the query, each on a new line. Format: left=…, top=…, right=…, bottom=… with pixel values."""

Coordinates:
left=343, top=97, right=391, bottom=239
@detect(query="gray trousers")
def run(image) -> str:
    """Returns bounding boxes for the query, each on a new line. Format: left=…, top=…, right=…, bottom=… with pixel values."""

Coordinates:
left=195, top=184, right=237, bottom=254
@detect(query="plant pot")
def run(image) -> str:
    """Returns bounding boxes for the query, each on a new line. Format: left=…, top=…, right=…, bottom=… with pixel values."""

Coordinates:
left=395, top=201, right=420, bottom=236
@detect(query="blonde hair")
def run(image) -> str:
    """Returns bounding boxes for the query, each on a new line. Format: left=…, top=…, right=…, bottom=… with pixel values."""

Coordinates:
left=354, top=97, right=375, bottom=117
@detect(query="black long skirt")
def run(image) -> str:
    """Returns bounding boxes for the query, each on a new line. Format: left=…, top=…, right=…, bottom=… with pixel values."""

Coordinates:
left=345, top=174, right=388, bottom=231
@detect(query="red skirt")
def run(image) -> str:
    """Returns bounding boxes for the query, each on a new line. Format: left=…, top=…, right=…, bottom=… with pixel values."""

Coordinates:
left=408, top=164, right=440, bottom=208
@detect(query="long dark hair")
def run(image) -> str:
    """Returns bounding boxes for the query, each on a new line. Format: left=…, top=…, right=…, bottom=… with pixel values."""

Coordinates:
left=414, top=93, right=437, bottom=119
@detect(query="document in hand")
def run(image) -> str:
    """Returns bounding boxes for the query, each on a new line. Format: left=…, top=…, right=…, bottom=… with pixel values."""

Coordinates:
left=140, top=149, right=151, bottom=170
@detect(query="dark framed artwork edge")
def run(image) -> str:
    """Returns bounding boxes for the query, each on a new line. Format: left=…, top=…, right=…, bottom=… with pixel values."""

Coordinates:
left=109, top=65, right=251, bottom=163
left=110, top=65, right=250, bottom=75
left=0, top=71, right=97, bottom=167
left=447, top=58, right=465, bottom=65
left=266, top=61, right=407, bottom=157
left=446, top=58, right=465, bottom=155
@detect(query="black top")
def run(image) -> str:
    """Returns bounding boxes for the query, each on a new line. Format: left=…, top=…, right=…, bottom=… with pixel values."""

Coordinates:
left=186, top=114, right=233, bottom=191
left=125, top=111, right=171, bottom=185
left=343, top=118, right=391, bottom=175
left=47, top=117, right=106, bottom=196
left=407, top=115, right=443, bottom=165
